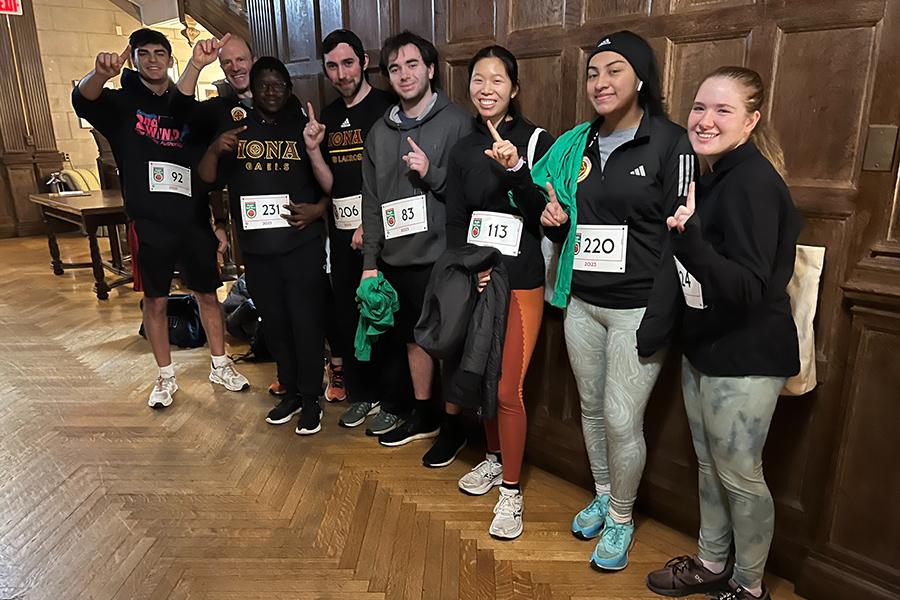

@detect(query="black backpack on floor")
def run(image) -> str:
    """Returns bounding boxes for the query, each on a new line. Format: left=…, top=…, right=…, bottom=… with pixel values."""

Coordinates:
left=138, top=294, right=207, bottom=348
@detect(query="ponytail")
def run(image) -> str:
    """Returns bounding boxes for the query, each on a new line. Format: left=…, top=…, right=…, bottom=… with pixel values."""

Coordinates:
left=702, top=66, right=786, bottom=178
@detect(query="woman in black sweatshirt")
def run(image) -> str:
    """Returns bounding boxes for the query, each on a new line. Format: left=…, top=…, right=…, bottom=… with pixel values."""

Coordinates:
left=645, top=67, right=801, bottom=600
left=198, top=57, right=329, bottom=437
left=444, top=46, right=554, bottom=540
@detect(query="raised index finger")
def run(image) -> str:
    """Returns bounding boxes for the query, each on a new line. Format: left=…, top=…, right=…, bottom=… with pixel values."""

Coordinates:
left=407, top=137, right=423, bottom=154
left=486, top=119, right=503, bottom=144
left=216, top=33, right=232, bottom=48
left=119, top=45, right=132, bottom=64
left=686, top=181, right=696, bottom=213
left=545, top=181, right=560, bottom=204
left=306, top=102, right=317, bottom=123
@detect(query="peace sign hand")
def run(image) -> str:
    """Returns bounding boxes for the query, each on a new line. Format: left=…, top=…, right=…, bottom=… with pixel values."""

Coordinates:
left=95, top=45, right=131, bottom=80
left=540, top=182, right=568, bottom=227
left=483, top=119, right=520, bottom=169
left=191, top=33, right=232, bottom=68
left=401, top=137, right=430, bottom=178
left=303, top=102, right=326, bottom=151
left=666, top=182, right=696, bottom=233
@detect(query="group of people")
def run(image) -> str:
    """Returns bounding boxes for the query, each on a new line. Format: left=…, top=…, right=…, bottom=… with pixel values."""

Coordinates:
left=73, top=24, right=801, bottom=600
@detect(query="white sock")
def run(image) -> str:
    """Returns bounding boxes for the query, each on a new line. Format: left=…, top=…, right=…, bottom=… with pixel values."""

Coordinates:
left=700, top=558, right=726, bottom=574
left=608, top=502, right=632, bottom=525
left=211, top=354, right=229, bottom=368
left=743, top=584, right=763, bottom=598
left=158, top=363, right=175, bottom=379
left=595, top=482, right=611, bottom=497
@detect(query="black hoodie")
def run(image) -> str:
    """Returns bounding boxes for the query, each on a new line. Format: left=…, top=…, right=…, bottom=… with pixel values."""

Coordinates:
left=72, top=69, right=211, bottom=230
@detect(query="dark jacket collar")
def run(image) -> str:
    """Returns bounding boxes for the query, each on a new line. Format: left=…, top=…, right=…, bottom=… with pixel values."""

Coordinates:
left=708, top=140, right=760, bottom=181
left=473, top=113, right=525, bottom=138
left=590, top=109, right=653, bottom=143
left=121, top=68, right=175, bottom=97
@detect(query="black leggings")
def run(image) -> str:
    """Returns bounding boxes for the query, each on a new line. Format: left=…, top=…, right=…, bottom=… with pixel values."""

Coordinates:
left=330, top=233, right=412, bottom=410
left=243, top=240, right=326, bottom=401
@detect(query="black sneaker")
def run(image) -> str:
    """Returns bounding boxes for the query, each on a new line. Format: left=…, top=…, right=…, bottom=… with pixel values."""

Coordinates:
left=295, top=398, right=323, bottom=435
left=378, top=409, right=439, bottom=447
left=266, top=395, right=302, bottom=425
left=709, top=581, right=770, bottom=600
left=647, top=555, right=733, bottom=597
left=422, top=425, right=467, bottom=468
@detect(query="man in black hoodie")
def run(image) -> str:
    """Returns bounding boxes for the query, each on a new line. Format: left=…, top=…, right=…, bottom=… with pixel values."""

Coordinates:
left=360, top=30, right=473, bottom=465
left=72, top=28, right=249, bottom=409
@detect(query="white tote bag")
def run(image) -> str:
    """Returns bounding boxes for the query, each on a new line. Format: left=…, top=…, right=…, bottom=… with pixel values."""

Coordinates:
left=782, top=244, right=825, bottom=396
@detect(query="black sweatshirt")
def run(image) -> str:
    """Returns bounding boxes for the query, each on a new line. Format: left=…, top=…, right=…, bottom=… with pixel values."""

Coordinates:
left=544, top=114, right=695, bottom=309
left=214, top=104, right=324, bottom=256
left=320, top=87, right=394, bottom=247
left=445, top=115, right=554, bottom=290
left=671, top=141, right=801, bottom=377
left=71, top=69, right=211, bottom=231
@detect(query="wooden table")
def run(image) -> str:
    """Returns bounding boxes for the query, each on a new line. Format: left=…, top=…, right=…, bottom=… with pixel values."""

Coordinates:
left=29, top=190, right=131, bottom=300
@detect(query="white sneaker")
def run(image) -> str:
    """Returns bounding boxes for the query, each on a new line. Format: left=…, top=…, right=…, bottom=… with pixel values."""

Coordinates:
left=458, top=457, right=504, bottom=495
left=490, top=487, right=524, bottom=539
left=148, top=376, right=178, bottom=408
left=209, top=362, right=250, bottom=391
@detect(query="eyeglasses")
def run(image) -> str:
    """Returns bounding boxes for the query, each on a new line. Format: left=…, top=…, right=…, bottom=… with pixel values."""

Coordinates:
left=257, top=81, right=289, bottom=92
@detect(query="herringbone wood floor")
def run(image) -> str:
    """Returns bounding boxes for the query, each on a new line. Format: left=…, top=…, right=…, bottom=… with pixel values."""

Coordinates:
left=0, top=234, right=804, bottom=600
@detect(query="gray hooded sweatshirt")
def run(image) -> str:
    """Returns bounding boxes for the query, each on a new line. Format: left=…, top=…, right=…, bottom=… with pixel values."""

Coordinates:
left=361, top=90, right=473, bottom=270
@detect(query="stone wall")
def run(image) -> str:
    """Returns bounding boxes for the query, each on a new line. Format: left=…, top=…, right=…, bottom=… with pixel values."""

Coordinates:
left=33, top=0, right=226, bottom=176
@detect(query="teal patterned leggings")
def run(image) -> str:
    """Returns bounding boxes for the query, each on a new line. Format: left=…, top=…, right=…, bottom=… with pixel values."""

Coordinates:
left=564, top=296, right=666, bottom=521
left=682, top=358, right=786, bottom=590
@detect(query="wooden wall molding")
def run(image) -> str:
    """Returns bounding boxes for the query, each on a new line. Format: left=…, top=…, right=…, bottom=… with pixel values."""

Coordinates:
left=247, top=1, right=900, bottom=597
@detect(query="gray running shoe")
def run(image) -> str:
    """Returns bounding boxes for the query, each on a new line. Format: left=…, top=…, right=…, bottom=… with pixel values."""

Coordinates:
left=339, top=401, right=380, bottom=428
left=365, top=410, right=403, bottom=436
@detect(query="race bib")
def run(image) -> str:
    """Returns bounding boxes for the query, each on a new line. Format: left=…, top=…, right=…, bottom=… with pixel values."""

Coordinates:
left=240, top=194, right=291, bottom=231
left=674, top=257, right=706, bottom=309
left=467, top=211, right=523, bottom=257
left=382, top=195, right=427, bottom=240
left=148, top=161, right=191, bottom=197
left=573, top=225, right=627, bottom=273
left=333, top=194, right=362, bottom=230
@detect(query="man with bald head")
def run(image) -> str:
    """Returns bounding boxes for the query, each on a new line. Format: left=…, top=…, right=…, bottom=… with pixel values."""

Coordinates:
left=217, top=35, right=254, bottom=104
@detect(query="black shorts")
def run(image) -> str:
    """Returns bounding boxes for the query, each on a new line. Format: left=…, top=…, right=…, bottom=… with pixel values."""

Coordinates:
left=379, top=262, right=434, bottom=343
left=129, top=220, right=222, bottom=298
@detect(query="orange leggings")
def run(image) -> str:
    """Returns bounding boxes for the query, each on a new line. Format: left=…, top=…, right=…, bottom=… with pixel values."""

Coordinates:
left=484, top=287, right=544, bottom=484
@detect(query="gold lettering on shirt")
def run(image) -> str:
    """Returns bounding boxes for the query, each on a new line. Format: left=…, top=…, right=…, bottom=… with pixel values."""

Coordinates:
left=237, top=138, right=302, bottom=172
left=327, top=128, right=364, bottom=164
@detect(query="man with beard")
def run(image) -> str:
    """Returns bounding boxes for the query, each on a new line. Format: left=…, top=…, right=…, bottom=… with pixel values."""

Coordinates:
left=302, top=29, right=412, bottom=433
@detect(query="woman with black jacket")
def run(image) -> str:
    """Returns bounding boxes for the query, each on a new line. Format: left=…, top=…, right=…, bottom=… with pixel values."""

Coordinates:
left=645, top=67, right=801, bottom=600
left=443, top=45, right=554, bottom=540
left=532, top=31, right=695, bottom=571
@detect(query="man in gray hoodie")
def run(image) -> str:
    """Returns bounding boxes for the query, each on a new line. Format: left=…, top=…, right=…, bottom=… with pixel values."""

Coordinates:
left=360, top=30, right=473, bottom=465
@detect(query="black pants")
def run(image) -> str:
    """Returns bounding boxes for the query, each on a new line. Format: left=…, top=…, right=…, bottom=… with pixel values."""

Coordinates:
left=243, top=240, right=326, bottom=401
left=377, top=261, right=435, bottom=416
left=330, top=233, right=412, bottom=411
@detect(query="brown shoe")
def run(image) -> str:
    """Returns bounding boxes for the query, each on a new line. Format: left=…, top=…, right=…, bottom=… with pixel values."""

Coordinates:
left=646, top=554, right=732, bottom=597
left=268, top=380, right=287, bottom=397
left=324, top=363, right=347, bottom=402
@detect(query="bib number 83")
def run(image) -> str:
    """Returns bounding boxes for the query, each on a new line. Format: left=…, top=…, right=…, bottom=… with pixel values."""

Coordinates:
left=401, top=207, right=415, bottom=221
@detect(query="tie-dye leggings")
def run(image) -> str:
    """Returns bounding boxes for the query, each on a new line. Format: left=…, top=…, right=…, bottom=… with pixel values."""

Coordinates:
left=682, top=358, right=786, bottom=590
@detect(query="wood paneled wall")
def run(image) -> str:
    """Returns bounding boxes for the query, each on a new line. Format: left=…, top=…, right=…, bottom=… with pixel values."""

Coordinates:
left=247, top=2, right=900, bottom=598
left=0, top=8, right=63, bottom=238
